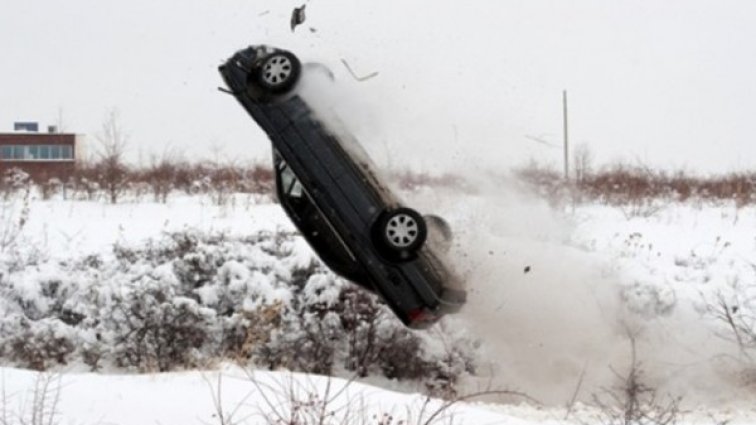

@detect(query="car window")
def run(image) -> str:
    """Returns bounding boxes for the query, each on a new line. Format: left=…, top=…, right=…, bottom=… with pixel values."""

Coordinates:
left=289, top=178, right=303, bottom=198
left=278, top=161, right=304, bottom=198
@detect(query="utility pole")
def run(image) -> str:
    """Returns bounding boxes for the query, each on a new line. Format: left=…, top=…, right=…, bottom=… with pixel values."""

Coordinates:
left=563, top=90, right=569, bottom=181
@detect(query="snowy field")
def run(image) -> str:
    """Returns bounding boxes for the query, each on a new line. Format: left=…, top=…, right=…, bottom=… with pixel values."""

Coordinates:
left=0, top=365, right=523, bottom=425
left=3, top=187, right=756, bottom=423
left=0, top=364, right=689, bottom=425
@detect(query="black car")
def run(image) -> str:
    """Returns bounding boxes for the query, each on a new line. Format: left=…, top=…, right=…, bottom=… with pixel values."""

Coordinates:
left=219, top=45, right=465, bottom=328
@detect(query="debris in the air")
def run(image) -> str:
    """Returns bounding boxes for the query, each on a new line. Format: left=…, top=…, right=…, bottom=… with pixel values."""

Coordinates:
left=340, top=59, right=379, bottom=82
left=291, top=5, right=306, bottom=32
left=524, top=134, right=560, bottom=149
left=524, top=266, right=531, bottom=273
left=258, top=10, right=270, bottom=17
left=309, top=27, right=317, bottom=33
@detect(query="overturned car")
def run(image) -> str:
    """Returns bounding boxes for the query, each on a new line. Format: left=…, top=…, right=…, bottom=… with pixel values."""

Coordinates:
left=219, top=45, right=465, bottom=328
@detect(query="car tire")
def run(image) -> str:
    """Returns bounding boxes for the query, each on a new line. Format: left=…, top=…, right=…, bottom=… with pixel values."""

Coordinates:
left=256, top=51, right=301, bottom=94
left=378, top=208, right=427, bottom=256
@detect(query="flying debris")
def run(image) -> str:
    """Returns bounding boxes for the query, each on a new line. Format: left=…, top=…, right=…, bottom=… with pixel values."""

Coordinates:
left=340, top=59, right=379, bottom=82
left=524, top=134, right=560, bottom=149
left=291, top=4, right=306, bottom=32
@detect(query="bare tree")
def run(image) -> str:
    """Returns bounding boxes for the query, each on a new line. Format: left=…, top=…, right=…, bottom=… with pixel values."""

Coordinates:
left=95, top=109, right=130, bottom=204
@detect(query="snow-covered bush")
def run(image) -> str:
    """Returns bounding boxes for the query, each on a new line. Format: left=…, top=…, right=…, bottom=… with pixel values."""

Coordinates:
left=109, top=281, right=216, bottom=372
left=1, top=318, right=76, bottom=370
left=1, top=168, right=31, bottom=196
left=0, top=229, right=478, bottom=393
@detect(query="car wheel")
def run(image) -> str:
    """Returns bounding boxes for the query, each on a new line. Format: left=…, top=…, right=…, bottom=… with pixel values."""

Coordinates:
left=380, top=208, right=427, bottom=254
left=257, top=51, right=301, bottom=93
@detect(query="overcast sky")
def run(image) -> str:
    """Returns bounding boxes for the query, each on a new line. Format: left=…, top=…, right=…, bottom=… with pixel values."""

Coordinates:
left=1, top=0, right=755, bottom=174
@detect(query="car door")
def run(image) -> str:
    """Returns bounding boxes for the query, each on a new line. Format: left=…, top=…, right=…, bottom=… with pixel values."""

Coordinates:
left=274, top=153, right=372, bottom=289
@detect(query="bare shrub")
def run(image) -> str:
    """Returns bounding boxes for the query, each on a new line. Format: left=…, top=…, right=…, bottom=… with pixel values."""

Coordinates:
left=202, top=373, right=255, bottom=425
left=513, top=160, right=569, bottom=206
left=591, top=334, right=680, bottom=425
left=340, top=286, right=384, bottom=377
left=231, top=369, right=532, bottom=425
left=706, top=288, right=756, bottom=359
left=245, top=164, right=275, bottom=194
left=518, top=159, right=756, bottom=209
left=70, top=165, right=101, bottom=201
left=38, top=178, right=63, bottom=201
left=93, top=109, right=130, bottom=204
left=241, top=372, right=353, bottom=425
left=144, top=151, right=180, bottom=203
left=0, top=372, right=63, bottom=425
left=5, top=156, right=276, bottom=203
left=618, top=199, right=665, bottom=220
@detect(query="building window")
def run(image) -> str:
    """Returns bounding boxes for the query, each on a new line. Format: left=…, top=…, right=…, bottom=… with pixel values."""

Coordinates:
left=0, top=144, right=75, bottom=162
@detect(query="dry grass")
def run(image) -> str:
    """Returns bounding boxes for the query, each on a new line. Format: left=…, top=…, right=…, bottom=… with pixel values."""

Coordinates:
left=0, top=161, right=465, bottom=204
left=515, top=161, right=756, bottom=208
left=0, top=160, right=274, bottom=204
left=9, top=154, right=755, bottom=208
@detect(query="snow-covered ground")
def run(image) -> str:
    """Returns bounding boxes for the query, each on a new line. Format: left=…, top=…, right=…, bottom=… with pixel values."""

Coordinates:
left=1, top=364, right=754, bottom=425
left=18, top=194, right=289, bottom=258
left=3, top=188, right=756, bottom=423
left=0, top=365, right=522, bottom=425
